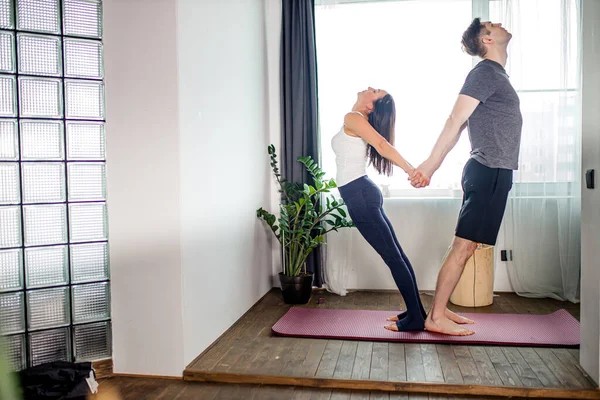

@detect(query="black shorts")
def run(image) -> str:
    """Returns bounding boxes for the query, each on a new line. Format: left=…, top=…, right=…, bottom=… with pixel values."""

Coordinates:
left=455, top=158, right=513, bottom=245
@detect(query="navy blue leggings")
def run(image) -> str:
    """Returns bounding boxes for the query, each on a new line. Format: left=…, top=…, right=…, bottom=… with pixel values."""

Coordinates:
left=338, top=176, right=426, bottom=330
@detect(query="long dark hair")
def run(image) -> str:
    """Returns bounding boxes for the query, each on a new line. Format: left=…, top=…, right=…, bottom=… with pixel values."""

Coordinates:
left=367, top=93, right=396, bottom=176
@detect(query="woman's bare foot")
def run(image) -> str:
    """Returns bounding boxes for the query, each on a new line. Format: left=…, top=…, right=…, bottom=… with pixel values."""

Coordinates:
left=386, top=312, right=405, bottom=322
left=387, top=309, right=474, bottom=325
left=384, top=323, right=399, bottom=332
left=425, top=316, right=475, bottom=336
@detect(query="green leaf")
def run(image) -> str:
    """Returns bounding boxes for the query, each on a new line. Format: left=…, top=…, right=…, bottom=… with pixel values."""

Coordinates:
left=338, top=208, right=347, bottom=218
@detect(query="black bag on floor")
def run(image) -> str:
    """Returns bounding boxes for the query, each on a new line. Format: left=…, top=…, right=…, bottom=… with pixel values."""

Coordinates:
left=19, top=361, right=95, bottom=400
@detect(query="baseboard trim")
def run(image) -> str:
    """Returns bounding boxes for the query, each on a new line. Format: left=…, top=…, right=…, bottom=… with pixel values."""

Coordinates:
left=183, top=370, right=600, bottom=399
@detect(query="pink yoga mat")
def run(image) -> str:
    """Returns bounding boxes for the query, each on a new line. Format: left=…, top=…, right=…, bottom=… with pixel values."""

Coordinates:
left=272, top=308, right=580, bottom=347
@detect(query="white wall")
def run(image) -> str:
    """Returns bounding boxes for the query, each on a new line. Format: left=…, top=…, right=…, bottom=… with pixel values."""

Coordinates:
left=105, top=0, right=272, bottom=375
left=104, top=0, right=185, bottom=376
left=178, top=0, right=272, bottom=366
left=580, top=0, right=600, bottom=385
left=265, top=0, right=283, bottom=287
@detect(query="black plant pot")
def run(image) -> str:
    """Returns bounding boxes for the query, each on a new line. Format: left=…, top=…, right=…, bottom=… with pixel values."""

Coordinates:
left=279, top=272, right=313, bottom=304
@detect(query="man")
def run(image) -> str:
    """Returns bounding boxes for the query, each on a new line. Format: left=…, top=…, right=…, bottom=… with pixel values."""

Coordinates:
left=410, top=18, right=522, bottom=336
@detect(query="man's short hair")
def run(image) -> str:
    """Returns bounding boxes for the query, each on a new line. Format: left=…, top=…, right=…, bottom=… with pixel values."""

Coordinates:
left=461, top=18, right=490, bottom=57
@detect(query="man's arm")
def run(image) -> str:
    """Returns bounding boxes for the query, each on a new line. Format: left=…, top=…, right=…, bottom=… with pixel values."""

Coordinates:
left=344, top=113, right=414, bottom=174
left=410, top=94, right=480, bottom=187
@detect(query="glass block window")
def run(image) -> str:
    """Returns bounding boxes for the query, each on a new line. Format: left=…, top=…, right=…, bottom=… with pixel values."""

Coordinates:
left=0, top=0, right=109, bottom=370
left=0, top=31, right=15, bottom=73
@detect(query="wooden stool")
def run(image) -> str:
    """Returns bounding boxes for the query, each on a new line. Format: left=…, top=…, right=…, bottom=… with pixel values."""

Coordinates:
left=450, top=244, right=495, bottom=307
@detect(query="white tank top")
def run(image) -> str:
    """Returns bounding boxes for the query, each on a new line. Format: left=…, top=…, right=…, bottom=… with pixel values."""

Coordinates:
left=331, top=112, right=368, bottom=187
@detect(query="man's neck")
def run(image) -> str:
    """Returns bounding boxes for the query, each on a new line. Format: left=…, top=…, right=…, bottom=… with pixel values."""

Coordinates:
left=483, top=47, right=508, bottom=67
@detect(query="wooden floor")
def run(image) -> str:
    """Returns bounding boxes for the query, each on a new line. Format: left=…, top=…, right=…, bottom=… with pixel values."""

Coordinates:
left=93, top=376, right=540, bottom=399
left=183, top=289, right=594, bottom=398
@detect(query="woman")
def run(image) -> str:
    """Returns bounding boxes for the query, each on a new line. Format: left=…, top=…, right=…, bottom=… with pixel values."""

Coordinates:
left=332, top=87, right=473, bottom=331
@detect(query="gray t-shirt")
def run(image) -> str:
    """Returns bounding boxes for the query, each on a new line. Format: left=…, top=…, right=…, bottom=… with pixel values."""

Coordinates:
left=459, top=59, right=522, bottom=170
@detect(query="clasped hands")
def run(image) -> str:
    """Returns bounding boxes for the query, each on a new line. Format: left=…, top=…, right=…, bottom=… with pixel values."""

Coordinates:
left=406, top=159, right=435, bottom=188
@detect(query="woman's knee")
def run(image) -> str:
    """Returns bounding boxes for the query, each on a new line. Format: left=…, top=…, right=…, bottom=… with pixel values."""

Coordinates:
left=381, top=251, right=406, bottom=268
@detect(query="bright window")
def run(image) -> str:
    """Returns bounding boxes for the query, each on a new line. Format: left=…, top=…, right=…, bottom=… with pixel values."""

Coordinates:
left=315, top=0, right=580, bottom=197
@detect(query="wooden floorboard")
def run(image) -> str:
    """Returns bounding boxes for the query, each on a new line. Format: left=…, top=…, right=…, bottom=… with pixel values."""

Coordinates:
left=552, top=348, right=595, bottom=389
left=405, top=344, right=426, bottom=383
left=370, top=342, right=390, bottom=400
left=485, top=346, right=522, bottom=387
left=94, top=376, right=600, bottom=400
left=502, top=347, right=544, bottom=388
left=351, top=342, right=373, bottom=381
left=184, top=290, right=595, bottom=397
left=420, top=344, right=444, bottom=383
left=316, top=340, right=344, bottom=379
left=183, top=371, right=600, bottom=399
left=519, top=347, right=564, bottom=387
left=469, top=346, right=504, bottom=386
left=452, top=345, right=482, bottom=385
left=334, top=341, right=359, bottom=379
left=387, top=343, right=407, bottom=382
left=436, top=345, right=463, bottom=385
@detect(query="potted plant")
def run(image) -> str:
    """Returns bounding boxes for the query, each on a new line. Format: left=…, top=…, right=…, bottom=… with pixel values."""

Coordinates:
left=257, top=145, right=354, bottom=304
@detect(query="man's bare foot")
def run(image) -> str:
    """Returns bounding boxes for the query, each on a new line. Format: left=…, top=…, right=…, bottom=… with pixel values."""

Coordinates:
left=425, top=316, right=474, bottom=336
left=387, top=309, right=474, bottom=324
left=445, top=309, right=475, bottom=324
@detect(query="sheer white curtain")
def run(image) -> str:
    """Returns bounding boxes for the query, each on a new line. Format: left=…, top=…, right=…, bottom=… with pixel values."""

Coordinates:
left=491, top=0, right=582, bottom=302
left=321, top=198, right=352, bottom=296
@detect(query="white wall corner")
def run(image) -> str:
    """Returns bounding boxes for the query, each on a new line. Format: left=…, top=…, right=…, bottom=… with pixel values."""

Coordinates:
left=264, top=0, right=283, bottom=286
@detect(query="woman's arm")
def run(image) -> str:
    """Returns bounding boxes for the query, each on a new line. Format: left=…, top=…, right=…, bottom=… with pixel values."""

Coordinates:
left=344, top=113, right=413, bottom=174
